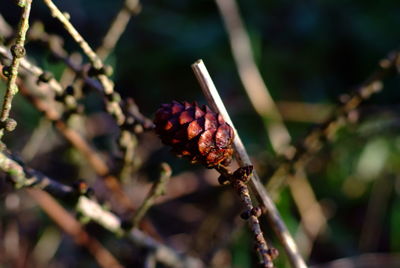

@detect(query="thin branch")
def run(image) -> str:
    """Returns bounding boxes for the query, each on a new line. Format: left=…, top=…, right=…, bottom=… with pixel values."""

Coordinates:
left=267, top=50, right=400, bottom=196
left=191, top=59, right=307, bottom=268
left=15, top=78, right=136, bottom=212
left=21, top=118, right=53, bottom=161
left=290, top=171, right=328, bottom=258
left=78, top=196, right=204, bottom=268
left=276, top=101, right=333, bottom=123
left=359, top=175, right=392, bottom=251
left=216, top=165, right=277, bottom=267
left=0, top=45, right=63, bottom=94
left=215, top=0, right=291, bottom=154
left=42, top=0, right=125, bottom=124
left=96, top=0, right=142, bottom=60
left=42, top=0, right=102, bottom=71
left=27, top=189, right=124, bottom=268
left=0, top=150, right=204, bottom=268
left=27, top=21, right=154, bottom=130
left=0, top=46, right=151, bottom=219
left=133, top=162, right=172, bottom=228
left=144, top=253, right=157, bottom=268
left=310, top=253, right=400, bottom=268
left=0, top=42, right=153, bottom=130
left=0, top=150, right=75, bottom=197
left=215, top=0, right=328, bottom=255
left=0, top=0, right=33, bottom=139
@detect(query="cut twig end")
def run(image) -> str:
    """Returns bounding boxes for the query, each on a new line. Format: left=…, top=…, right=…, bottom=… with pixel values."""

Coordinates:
left=192, top=59, right=203, bottom=66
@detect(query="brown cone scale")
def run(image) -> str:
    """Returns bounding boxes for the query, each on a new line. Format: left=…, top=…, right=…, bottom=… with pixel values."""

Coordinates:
left=154, top=101, right=234, bottom=168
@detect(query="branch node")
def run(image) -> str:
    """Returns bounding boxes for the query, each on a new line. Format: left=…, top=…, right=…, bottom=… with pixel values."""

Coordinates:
left=38, top=71, right=54, bottom=83
left=2, top=65, right=11, bottom=77
left=233, top=165, right=253, bottom=183
left=251, top=206, right=262, bottom=218
left=240, top=210, right=251, bottom=220
left=0, top=118, right=18, bottom=132
left=10, top=44, right=26, bottom=58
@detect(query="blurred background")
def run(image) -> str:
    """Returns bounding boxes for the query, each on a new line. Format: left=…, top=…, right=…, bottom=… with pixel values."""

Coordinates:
left=1, top=0, right=400, bottom=267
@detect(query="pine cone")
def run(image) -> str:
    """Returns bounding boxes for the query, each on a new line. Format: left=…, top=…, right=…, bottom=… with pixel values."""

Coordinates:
left=154, top=101, right=234, bottom=168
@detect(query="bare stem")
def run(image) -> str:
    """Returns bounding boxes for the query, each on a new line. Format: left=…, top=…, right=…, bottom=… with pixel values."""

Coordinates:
left=42, top=0, right=125, bottom=124
left=0, top=150, right=75, bottom=196
left=216, top=165, right=277, bottom=267
left=96, top=0, right=142, bottom=60
left=133, top=162, right=172, bottom=228
left=192, top=59, right=307, bottom=268
left=0, top=149, right=204, bottom=268
left=0, top=42, right=153, bottom=130
left=215, top=1, right=328, bottom=252
left=0, top=44, right=63, bottom=94
left=42, top=0, right=101, bottom=70
left=267, top=50, right=400, bottom=196
left=215, top=0, right=291, bottom=154
left=0, top=0, right=32, bottom=138
left=27, top=189, right=124, bottom=268
left=0, top=49, right=151, bottom=222
left=9, top=75, right=135, bottom=213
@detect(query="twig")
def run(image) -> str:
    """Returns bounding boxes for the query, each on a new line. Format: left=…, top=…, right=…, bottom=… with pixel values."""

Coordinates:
left=42, top=0, right=125, bottom=124
left=216, top=165, right=277, bottom=267
left=129, top=229, right=203, bottom=268
left=0, top=43, right=153, bottom=130
left=24, top=17, right=153, bottom=184
left=0, top=0, right=33, bottom=139
left=276, top=101, right=332, bottom=123
left=26, top=20, right=154, bottom=130
left=310, top=253, right=400, bottom=268
left=42, top=0, right=100, bottom=72
left=144, top=253, right=157, bottom=268
left=0, top=47, right=151, bottom=219
left=0, top=150, right=75, bottom=197
left=15, top=79, right=136, bottom=212
left=215, top=0, right=328, bottom=255
left=192, top=59, right=307, bottom=268
left=132, top=162, right=172, bottom=228
left=78, top=196, right=204, bottom=268
left=0, top=149, right=204, bottom=268
left=290, top=171, right=328, bottom=258
left=215, top=0, right=291, bottom=154
left=0, top=44, right=63, bottom=94
left=23, top=19, right=154, bottom=130
left=27, top=189, right=124, bottom=268
left=20, top=119, right=53, bottom=161
left=96, top=0, right=142, bottom=60
left=359, top=175, right=392, bottom=251
left=267, top=50, right=400, bottom=196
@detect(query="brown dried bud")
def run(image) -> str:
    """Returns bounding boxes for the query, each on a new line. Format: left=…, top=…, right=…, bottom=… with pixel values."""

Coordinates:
left=154, top=101, right=234, bottom=168
left=38, top=71, right=54, bottom=83
left=233, top=165, right=253, bottom=183
left=72, top=179, right=93, bottom=196
left=218, top=175, right=230, bottom=185
left=251, top=207, right=262, bottom=218
left=240, top=210, right=251, bottom=220
left=10, top=44, right=25, bottom=58
left=3, top=118, right=17, bottom=132
left=2, top=66, right=11, bottom=78
left=267, top=248, right=279, bottom=260
left=106, top=92, right=121, bottom=103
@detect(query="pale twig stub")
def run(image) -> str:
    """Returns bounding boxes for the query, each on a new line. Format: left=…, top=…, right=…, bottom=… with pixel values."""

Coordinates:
left=192, top=59, right=307, bottom=268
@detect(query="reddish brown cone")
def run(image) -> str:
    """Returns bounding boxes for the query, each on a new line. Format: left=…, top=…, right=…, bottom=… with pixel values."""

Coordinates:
left=154, top=101, right=234, bottom=168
